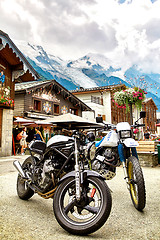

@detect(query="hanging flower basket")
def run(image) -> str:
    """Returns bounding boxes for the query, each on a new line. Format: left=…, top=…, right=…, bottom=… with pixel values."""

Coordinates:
left=0, top=86, right=14, bottom=107
left=113, top=87, right=147, bottom=112
left=0, top=96, right=14, bottom=107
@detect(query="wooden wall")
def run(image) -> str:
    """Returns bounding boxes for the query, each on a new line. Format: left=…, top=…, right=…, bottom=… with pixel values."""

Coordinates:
left=143, top=100, right=157, bottom=132
left=14, top=94, right=25, bottom=116
left=0, top=109, right=2, bottom=146
left=14, top=87, right=81, bottom=118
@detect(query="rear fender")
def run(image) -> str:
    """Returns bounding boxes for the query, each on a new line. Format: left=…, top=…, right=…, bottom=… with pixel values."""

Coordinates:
left=58, top=170, right=105, bottom=185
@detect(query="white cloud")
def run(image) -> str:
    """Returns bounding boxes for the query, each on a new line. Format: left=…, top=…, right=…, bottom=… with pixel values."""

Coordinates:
left=0, top=0, right=160, bottom=73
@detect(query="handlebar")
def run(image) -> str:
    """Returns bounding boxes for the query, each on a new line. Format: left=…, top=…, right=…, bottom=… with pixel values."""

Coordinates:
left=131, top=124, right=145, bottom=128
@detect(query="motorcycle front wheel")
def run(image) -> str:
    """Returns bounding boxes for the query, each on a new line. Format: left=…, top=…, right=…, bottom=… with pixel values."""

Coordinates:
left=127, top=156, right=146, bottom=211
left=53, top=176, right=112, bottom=235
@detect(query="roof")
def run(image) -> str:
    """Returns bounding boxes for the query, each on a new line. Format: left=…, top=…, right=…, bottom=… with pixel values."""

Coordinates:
left=0, top=30, right=39, bottom=80
left=70, top=84, right=125, bottom=94
left=15, top=79, right=92, bottom=111
left=15, top=79, right=51, bottom=91
left=143, top=97, right=158, bottom=109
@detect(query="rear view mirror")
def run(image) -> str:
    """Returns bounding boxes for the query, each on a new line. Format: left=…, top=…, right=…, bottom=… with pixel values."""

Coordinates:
left=96, top=116, right=103, bottom=123
left=140, top=111, right=146, bottom=119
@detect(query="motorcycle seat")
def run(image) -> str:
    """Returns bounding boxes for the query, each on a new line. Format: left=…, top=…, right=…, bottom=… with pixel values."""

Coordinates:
left=29, top=140, right=46, bottom=154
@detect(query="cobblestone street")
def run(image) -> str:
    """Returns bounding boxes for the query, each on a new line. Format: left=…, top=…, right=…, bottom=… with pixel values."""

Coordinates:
left=0, top=155, right=160, bottom=240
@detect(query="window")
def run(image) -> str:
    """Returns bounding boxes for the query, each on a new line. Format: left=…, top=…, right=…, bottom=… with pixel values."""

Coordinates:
left=102, top=115, right=106, bottom=121
left=98, top=114, right=106, bottom=121
left=54, top=104, right=59, bottom=114
left=91, top=96, right=101, bottom=104
left=34, top=100, right=41, bottom=111
left=69, top=108, right=78, bottom=115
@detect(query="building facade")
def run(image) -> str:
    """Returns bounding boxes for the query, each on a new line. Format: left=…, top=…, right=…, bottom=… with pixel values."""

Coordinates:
left=71, top=84, right=129, bottom=123
left=14, top=80, right=92, bottom=120
left=71, top=86, right=158, bottom=134
left=0, top=30, right=39, bottom=156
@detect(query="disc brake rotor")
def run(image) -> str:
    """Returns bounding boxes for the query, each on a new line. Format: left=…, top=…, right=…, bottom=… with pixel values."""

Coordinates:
left=68, top=192, right=99, bottom=220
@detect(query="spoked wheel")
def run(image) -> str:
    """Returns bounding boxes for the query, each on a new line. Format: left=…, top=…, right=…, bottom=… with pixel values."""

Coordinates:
left=17, top=157, right=34, bottom=200
left=53, top=176, right=112, bottom=235
left=127, top=156, right=146, bottom=211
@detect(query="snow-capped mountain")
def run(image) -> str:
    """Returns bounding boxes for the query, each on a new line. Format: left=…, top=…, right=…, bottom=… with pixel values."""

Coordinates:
left=15, top=41, right=160, bottom=111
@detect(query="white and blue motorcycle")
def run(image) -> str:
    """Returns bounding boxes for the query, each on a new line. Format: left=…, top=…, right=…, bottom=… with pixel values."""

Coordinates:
left=91, top=111, right=146, bottom=211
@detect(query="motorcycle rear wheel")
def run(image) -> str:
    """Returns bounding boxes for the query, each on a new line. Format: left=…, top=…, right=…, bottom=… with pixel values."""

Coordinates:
left=127, top=156, right=146, bottom=211
left=53, top=176, right=112, bottom=235
left=17, top=157, right=34, bottom=200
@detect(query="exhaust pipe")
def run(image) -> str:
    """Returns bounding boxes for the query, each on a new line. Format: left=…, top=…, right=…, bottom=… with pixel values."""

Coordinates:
left=13, top=160, right=27, bottom=178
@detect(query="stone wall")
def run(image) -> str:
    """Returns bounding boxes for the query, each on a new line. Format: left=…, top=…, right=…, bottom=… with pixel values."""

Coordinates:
left=138, top=152, right=158, bottom=167
left=0, top=109, right=13, bottom=157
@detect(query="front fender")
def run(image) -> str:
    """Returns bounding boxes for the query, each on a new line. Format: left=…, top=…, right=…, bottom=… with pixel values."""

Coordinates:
left=123, top=138, right=139, bottom=147
left=58, top=170, right=105, bottom=185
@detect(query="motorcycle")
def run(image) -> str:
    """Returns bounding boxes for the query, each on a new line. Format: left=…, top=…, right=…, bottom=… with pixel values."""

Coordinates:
left=13, top=129, right=112, bottom=235
left=90, top=111, right=146, bottom=211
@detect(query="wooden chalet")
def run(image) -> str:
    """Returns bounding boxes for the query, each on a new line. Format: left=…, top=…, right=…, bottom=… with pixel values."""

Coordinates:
left=142, top=98, right=157, bottom=133
left=14, top=80, right=92, bottom=144
left=14, top=79, right=92, bottom=120
left=0, top=30, right=39, bottom=156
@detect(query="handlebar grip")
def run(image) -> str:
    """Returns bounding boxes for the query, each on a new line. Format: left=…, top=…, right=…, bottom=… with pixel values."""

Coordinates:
left=132, top=124, right=145, bottom=128
left=137, top=124, right=145, bottom=127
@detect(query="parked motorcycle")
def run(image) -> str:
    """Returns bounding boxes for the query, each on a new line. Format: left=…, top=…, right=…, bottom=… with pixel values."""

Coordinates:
left=90, top=111, right=146, bottom=211
left=13, top=130, right=112, bottom=235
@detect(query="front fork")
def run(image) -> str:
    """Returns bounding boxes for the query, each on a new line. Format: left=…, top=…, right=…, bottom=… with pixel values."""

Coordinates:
left=118, top=144, right=138, bottom=190
left=74, top=138, right=81, bottom=201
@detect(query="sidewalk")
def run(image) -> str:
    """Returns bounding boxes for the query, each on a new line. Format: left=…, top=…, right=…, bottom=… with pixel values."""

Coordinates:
left=0, top=155, right=30, bottom=175
left=0, top=158, right=160, bottom=239
left=0, top=154, right=29, bottom=162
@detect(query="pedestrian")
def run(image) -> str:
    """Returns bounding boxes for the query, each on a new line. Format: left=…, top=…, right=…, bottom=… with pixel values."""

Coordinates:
left=34, top=127, right=45, bottom=142
left=19, top=127, right=28, bottom=155
left=144, top=130, right=150, bottom=140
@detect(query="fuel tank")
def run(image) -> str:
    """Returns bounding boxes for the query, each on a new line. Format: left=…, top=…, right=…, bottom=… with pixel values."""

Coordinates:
left=99, top=130, right=118, bottom=147
left=47, top=135, right=74, bottom=148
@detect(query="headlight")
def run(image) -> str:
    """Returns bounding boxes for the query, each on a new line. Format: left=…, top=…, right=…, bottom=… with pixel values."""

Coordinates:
left=119, top=130, right=131, bottom=139
left=85, top=142, right=96, bottom=161
left=87, top=131, right=95, bottom=142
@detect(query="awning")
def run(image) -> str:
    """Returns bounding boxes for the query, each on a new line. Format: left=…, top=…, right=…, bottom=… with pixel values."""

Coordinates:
left=14, top=117, right=35, bottom=124
left=14, top=117, right=54, bottom=127
left=43, top=113, right=103, bottom=129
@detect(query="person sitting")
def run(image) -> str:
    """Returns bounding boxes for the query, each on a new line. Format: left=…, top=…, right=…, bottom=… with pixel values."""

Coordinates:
left=144, top=130, right=150, bottom=140
left=34, top=127, right=45, bottom=142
